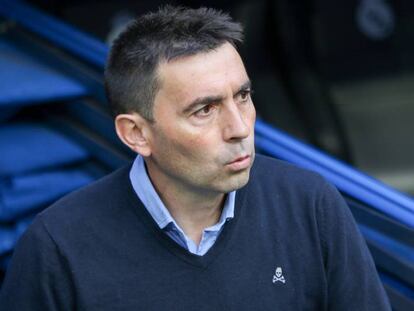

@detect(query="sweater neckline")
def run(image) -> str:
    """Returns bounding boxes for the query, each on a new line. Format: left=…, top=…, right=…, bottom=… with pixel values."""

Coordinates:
left=124, top=166, right=249, bottom=269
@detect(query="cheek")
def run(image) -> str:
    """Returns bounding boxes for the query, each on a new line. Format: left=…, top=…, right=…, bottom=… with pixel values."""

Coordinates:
left=156, top=124, right=215, bottom=160
left=173, top=121, right=218, bottom=147
left=187, top=133, right=214, bottom=147
left=174, top=133, right=216, bottom=160
left=247, top=103, right=257, bottom=127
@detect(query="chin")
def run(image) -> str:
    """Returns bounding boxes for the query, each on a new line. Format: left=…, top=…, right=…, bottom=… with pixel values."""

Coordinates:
left=218, top=169, right=251, bottom=193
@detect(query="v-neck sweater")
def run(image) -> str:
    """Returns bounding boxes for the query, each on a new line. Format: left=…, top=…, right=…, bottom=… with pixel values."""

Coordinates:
left=0, top=154, right=391, bottom=310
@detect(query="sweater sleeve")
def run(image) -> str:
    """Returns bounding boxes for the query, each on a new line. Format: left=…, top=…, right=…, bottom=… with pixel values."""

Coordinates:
left=0, top=217, right=75, bottom=311
left=317, top=181, right=391, bottom=310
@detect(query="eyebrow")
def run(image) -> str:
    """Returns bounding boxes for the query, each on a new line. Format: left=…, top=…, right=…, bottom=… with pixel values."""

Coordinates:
left=183, top=79, right=252, bottom=114
left=235, top=80, right=252, bottom=96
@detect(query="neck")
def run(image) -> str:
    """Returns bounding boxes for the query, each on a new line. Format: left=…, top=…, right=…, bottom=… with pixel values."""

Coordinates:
left=145, top=162, right=226, bottom=245
left=162, top=190, right=226, bottom=245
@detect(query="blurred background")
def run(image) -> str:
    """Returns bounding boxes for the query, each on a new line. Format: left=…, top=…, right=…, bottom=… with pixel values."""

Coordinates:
left=0, top=0, right=413, bottom=309
left=26, top=0, right=414, bottom=196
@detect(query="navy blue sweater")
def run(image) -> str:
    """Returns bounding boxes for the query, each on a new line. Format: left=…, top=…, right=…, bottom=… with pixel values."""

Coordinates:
left=0, top=155, right=391, bottom=310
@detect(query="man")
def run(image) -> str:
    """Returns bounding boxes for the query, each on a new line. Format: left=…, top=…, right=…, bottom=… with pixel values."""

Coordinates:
left=0, top=6, right=390, bottom=310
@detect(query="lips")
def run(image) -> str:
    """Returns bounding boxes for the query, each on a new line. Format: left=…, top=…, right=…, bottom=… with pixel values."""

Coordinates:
left=226, top=155, right=251, bottom=171
left=231, top=155, right=249, bottom=163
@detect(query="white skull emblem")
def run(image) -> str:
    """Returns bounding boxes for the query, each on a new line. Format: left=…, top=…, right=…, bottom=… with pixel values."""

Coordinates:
left=275, top=267, right=282, bottom=278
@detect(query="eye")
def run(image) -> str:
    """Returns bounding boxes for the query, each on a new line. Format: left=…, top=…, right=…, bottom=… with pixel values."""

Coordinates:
left=238, top=90, right=251, bottom=103
left=194, top=104, right=216, bottom=118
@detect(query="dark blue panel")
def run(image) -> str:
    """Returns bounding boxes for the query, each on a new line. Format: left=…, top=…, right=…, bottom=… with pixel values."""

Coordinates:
left=361, top=225, right=414, bottom=264
left=381, top=272, right=414, bottom=300
left=0, top=0, right=108, bottom=68
left=0, top=215, right=34, bottom=257
left=0, top=122, right=89, bottom=175
left=0, top=168, right=96, bottom=222
left=0, top=37, right=88, bottom=107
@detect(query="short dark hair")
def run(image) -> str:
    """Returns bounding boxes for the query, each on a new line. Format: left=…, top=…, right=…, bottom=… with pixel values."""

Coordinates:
left=104, top=5, right=244, bottom=120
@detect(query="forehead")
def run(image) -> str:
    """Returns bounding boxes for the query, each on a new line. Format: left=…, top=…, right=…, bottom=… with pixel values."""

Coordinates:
left=154, top=43, right=248, bottom=105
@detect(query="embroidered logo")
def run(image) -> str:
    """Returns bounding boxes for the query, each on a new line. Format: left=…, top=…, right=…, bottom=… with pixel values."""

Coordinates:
left=272, top=267, right=286, bottom=284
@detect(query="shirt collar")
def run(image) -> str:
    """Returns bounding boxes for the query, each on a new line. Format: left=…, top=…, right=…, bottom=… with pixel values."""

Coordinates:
left=129, top=155, right=235, bottom=230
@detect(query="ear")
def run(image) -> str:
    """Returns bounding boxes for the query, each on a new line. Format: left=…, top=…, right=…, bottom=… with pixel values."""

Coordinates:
left=115, top=113, right=152, bottom=157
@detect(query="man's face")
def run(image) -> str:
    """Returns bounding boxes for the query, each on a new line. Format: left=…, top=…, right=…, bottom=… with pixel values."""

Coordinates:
left=144, top=42, right=256, bottom=196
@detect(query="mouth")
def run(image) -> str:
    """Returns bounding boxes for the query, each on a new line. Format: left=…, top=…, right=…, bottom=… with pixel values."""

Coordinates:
left=225, top=155, right=251, bottom=171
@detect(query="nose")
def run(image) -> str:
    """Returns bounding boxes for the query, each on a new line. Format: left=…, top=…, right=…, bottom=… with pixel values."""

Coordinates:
left=222, top=102, right=251, bottom=141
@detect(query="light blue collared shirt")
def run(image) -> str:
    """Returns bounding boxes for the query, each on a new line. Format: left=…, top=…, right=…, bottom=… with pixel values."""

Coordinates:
left=129, top=155, right=235, bottom=256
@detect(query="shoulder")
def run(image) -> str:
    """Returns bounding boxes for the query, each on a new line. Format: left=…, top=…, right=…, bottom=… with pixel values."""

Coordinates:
left=50, top=164, right=132, bottom=206
left=34, top=164, right=135, bottom=238
left=245, top=154, right=345, bottom=221
left=44, top=164, right=131, bottom=210
left=250, top=154, right=330, bottom=193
